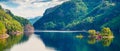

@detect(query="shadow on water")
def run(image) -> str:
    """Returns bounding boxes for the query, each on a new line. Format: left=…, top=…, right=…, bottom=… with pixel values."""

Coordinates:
left=0, top=31, right=56, bottom=51
left=35, top=31, right=120, bottom=51
left=0, top=34, right=23, bottom=51
left=9, top=34, right=56, bottom=51
left=0, top=32, right=32, bottom=51
left=0, top=31, right=119, bottom=51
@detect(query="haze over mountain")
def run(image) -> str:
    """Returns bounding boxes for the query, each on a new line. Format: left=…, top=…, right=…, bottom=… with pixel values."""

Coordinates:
left=29, top=16, right=41, bottom=25
left=0, top=0, right=68, bottom=19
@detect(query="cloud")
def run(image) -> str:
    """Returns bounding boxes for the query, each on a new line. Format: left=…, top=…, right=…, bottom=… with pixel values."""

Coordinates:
left=0, top=0, right=68, bottom=18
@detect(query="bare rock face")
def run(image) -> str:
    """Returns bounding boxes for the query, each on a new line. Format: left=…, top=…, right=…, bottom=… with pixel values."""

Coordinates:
left=24, top=24, right=34, bottom=36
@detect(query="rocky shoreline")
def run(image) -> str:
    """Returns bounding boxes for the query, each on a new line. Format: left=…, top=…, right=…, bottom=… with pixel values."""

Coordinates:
left=0, top=24, right=34, bottom=39
left=0, top=34, right=9, bottom=39
left=9, top=31, right=23, bottom=36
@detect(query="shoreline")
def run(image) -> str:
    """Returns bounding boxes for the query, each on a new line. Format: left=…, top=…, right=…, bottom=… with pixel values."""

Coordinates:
left=0, top=34, right=9, bottom=39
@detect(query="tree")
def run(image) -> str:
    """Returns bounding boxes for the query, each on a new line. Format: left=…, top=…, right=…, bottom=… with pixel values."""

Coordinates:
left=101, top=27, right=113, bottom=36
left=0, top=22, right=6, bottom=34
left=88, top=30, right=97, bottom=44
left=76, top=34, right=83, bottom=39
left=88, top=38, right=96, bottom=44
left=44, top=22, right=56, bottom=29
left=88, top=30, right=96, bottom=35
left=101, top=27, right=114, bottom=46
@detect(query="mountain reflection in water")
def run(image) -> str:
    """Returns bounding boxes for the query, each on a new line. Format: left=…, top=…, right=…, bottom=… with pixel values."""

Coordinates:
left=35, top=32, right=120, bottom=51
left=0, top=31, right=120, bottom=51
left=8, top=34, right=55, bottom=51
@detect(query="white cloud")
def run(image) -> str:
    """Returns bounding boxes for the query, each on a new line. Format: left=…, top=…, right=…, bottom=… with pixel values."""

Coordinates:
left=0, top=0, right=68, bottom=19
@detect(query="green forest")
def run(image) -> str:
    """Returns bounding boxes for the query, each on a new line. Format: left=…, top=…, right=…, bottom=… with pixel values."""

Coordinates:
left=0, top=0, right=120, bottom=51
left=0, top=5, right=32, bottom=37
left=34, top=0, right=120, bottom=33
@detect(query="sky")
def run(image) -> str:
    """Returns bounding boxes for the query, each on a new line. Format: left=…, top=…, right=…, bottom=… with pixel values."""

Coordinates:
left=0, top=0, right=68, bottom=19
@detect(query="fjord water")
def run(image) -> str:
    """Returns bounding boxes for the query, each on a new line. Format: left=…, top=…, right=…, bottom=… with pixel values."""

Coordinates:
left=8, top=34, right=55, bottom=51
left=2, top=32, right=120, bottom=51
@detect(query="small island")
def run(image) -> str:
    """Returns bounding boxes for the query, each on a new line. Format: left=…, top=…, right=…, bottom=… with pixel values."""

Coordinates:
left=76, top=27, right=114, bottom=47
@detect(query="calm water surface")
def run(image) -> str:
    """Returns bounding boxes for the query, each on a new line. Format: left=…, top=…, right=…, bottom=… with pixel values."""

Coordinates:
left=7, top=34, right=56, bottom=51
left=1, top=32, right=120, bottom=51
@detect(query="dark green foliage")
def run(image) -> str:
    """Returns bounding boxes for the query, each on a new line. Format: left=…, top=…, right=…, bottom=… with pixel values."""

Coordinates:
left=0, top=22, right=6, bottom=34
left=44, top=22, right=56, bottom=29
left=12, top=16, right=30, bottom=26
left=34, top=0, right=88, bottom=30
left=0, top=34, right=23, bottom=51
left=0, top=5, right=2, bottom=9
left=102, top=15, right=120, bottom=32
left=34, top=0, right=120, bottom=32
left=5, top=9, right=30, bottom=26
left=0, top=6, right=23, bottom=34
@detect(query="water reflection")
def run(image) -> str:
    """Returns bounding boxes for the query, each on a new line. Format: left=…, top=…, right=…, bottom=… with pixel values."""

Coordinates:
left=35, top=32, right=119, bottom=51
left=35, top=32, right=90, bottom=51
left=0, top=31, right=33, bottom=51
left=87, top=34, right=114, bottom=46
left=0, top=31, right=119, bottom=51
left=0, top=34, right=23, bottom=51
left=9, top=34, right=55, bottom=51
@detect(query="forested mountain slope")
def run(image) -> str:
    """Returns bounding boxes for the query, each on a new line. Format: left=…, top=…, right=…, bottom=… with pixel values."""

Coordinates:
left=0, top=5, right=33, bottom=36
left=34, top=0, right=120, bottom=32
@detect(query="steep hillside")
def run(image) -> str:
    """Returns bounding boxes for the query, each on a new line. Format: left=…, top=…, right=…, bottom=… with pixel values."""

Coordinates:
left=0, top=7, right=23, bottom=35
left=0, top=5, right=34, bottom=37
left=34, top=0, right=120, bottom=32
left=34, top=0, right=88, bottom=30
left=70, top=0, right=120, bottom=31
left=0, top=22, right=6, bottom=35
left=5, top=9, right=34, bottom=34
left=5, top=9, right=30, bottom=26
left=102, top=15, right=120, bottom=32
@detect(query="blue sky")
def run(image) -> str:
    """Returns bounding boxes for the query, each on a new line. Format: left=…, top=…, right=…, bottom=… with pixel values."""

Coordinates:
left=0, top=0, right=68, bottom=19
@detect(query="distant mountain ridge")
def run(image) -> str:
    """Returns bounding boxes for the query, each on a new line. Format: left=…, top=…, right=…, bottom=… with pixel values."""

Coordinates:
left=29, top=16, right=41, bottom=25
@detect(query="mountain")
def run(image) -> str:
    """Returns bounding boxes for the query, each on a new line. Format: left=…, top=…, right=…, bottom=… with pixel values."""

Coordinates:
left=29, top=16, right=41, bottom=25
left=33, top=0, right=120, bottom=32
left=6, top=9, right=34, bottom=34
left=0, top=5, right=33, bottom=37
left=0, top=6, right=23, bottom=35
left=5, top=9, right=30, bottom=26
left=34, top=0, right=88, bottom=30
